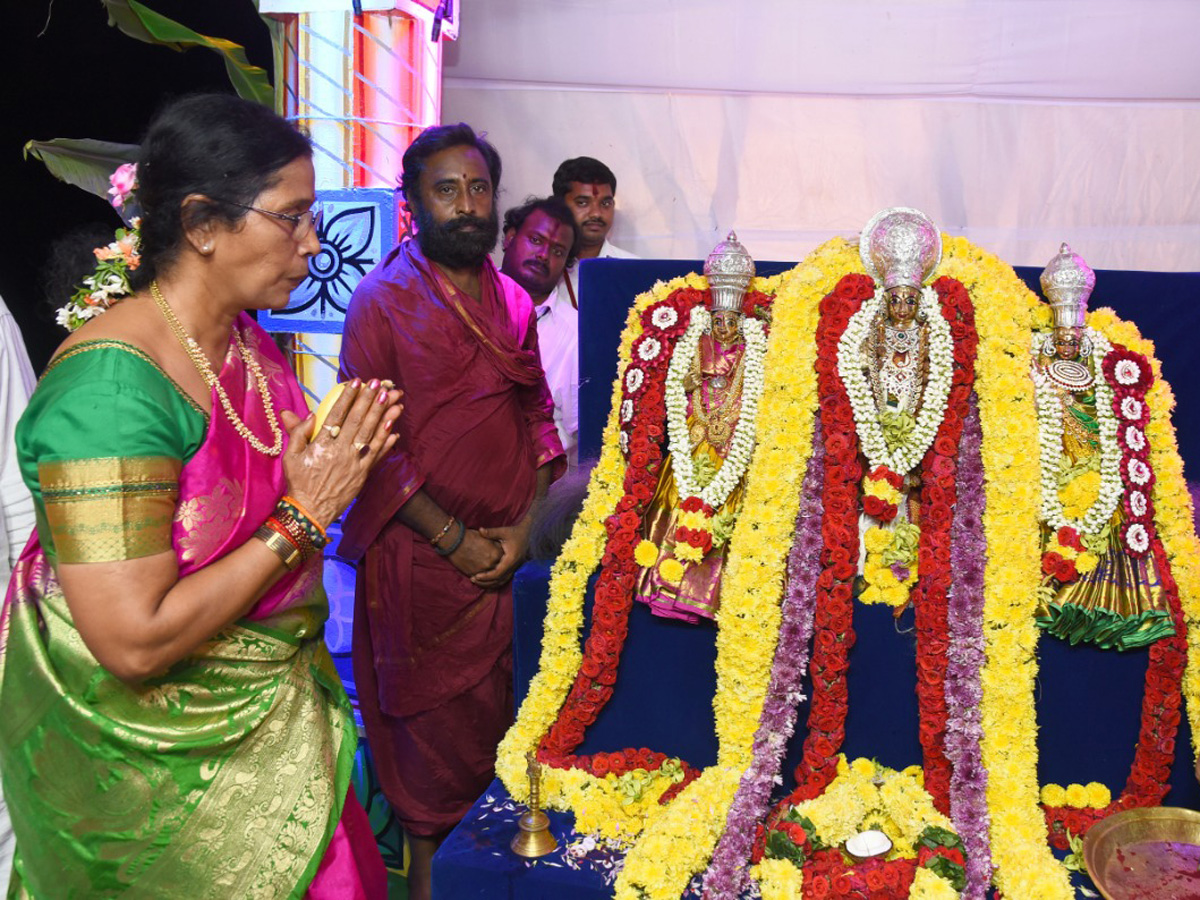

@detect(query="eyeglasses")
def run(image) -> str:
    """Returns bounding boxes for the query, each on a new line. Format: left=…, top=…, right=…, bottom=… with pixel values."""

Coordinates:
left=225, top=201, right=323, bottom=240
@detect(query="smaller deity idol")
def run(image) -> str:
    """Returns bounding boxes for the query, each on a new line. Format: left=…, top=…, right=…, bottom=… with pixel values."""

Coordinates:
left=839, top=208, right=952, bottom=605
left=635, top=232, right=768, bottom=623
left=1031, top=243, right=1171, bottom=649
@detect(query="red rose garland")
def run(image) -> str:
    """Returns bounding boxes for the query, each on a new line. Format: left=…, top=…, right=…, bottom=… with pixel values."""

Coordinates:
left=911, top=275, right=979, bottom=812
left=537, top=287, right=773, bottom=796
left=788, top=272, right=873, bottom=800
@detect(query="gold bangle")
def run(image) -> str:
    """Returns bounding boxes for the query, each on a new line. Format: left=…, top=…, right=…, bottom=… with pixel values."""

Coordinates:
left=254, top=524, right=303, bottom=571
left=429, top=514, right=457, bottom=548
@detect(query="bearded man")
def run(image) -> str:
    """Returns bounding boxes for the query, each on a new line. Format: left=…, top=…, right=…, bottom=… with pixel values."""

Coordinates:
left=339, top=123, right=564, bottom=900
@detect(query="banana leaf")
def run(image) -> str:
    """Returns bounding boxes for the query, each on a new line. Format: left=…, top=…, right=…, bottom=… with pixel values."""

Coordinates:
left=23, top=138, right=140, bottom=215
left=102, top=0, right=273, bottom=106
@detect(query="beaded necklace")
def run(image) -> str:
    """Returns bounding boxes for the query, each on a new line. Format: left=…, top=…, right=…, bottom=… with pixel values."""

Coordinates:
left=151, top=280, right=284, bottom=457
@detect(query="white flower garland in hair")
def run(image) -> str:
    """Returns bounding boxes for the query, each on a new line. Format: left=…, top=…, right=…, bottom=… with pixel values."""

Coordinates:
left=1030, top=326, right=1122, bottom=536
left=664, top=306, right=768, bottom=509
left=836, top=285, right=954, bottom=476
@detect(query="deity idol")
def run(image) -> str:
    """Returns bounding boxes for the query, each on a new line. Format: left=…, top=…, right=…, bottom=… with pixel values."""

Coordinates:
left=838, top=208, right=952, bottom=607
left=1031, top=244, right=1172, bottom=649
left=635, top=233, right=767, bottom=623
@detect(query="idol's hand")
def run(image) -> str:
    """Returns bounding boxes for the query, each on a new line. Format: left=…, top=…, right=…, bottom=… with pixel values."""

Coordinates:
left=449, top=529, right=504, bottom=578
left=472, top=517, right=533, bottom=587
left=281, top=378, right=403, bottom=527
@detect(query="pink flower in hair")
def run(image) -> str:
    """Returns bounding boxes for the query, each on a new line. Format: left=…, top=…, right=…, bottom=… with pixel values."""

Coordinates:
left=108, top=163, right=138, bottom=209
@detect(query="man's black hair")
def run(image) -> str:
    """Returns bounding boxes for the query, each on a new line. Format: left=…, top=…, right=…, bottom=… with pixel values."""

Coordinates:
left=551, top=156, right=616, bottom=198
left=399, top=122, right=502, bottom=201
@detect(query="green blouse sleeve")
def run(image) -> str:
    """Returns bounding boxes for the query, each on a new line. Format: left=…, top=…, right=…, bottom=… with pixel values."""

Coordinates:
left=16, top=341, right=208, bottom=564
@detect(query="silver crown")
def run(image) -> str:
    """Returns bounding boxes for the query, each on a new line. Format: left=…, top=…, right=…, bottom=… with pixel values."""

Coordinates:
left=859, top=207, right=942, bottom=290
left=704, top=230, right=755, bottom=313
left=1040, top=243, right=1095, bottom=329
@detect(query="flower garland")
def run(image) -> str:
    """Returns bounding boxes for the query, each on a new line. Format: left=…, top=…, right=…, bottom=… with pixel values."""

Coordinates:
left=942, top=397, right=993, bottom=899
left=532, top=282, right=708, bottom=838
left=943, top=236, right=1073, bottom=898
left=702, top=423, right=825, bottom=899
left=656, top=305, right=769, bottom=560
left=58, top=163, right=142, bottom=332
left=1088, top=305, right=1200, bottom=784
left=836, top=285, right=955, bottom=479
left=1103, top=347, right=1158, bottom=557
left=1031, top=326, right=1122, bottom=540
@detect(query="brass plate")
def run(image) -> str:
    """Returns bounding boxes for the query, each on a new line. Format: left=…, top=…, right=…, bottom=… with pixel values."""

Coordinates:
left=1083, top=807, right=1200, bottom=899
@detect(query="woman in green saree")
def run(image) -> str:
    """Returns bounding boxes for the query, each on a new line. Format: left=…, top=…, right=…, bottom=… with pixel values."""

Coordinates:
left=0, top=95, right=401, bottom=898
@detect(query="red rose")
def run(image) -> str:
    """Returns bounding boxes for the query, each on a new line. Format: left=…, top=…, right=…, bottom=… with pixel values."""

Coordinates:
left=882, top=863, right=902, bottom=889
left=1056, top=526, right=1084, bottom=551
left=832, top=561, right=857, bottom=581
left=808, top=874, right=830, bottom=898
left=862, top=495, right=898, bottom=521
left=933, top=433, right=959, bottom=457
left=591, top=755, right=610, bottom=776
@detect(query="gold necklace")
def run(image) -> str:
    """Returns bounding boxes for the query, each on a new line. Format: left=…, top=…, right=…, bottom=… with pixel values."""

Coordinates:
left=151, top=280, right=283, bottom=457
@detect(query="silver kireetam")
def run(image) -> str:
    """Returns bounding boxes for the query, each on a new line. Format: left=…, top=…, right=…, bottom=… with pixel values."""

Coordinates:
left=1040, top=242, right=1096, bottom=329
left=704, top=230, right=755, bottom=313
left=859, top=207, right=942, bottom=290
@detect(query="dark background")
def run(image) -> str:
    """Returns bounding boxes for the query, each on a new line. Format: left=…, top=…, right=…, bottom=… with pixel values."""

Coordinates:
left=1, top=1, right=273, bottom=372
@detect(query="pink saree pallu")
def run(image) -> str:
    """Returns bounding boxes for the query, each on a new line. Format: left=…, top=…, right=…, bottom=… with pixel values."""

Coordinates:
left=0, top=316, right=384, bottom=899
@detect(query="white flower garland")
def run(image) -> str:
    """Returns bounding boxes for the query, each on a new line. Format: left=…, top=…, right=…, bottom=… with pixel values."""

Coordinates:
left=1030, top=327, right=1123, bottom=536
left=664, top=306, right=768, bottom=509
left=836, top=286, right=954, bottom=476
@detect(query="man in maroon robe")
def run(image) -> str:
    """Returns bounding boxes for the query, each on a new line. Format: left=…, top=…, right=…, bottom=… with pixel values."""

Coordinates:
left=339, top=123, right=564, bottom=900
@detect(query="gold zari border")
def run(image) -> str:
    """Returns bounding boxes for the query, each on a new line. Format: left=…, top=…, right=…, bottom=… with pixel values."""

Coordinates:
left=40, top=456, right=181, bottom=563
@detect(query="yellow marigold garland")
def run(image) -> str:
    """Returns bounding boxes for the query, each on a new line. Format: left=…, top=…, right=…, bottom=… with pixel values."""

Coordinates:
left=938, top=236, right=1074, bottom=898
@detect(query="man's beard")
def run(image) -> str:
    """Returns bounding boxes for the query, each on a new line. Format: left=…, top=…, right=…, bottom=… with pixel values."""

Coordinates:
left=413, top=198, right=499, bottom=269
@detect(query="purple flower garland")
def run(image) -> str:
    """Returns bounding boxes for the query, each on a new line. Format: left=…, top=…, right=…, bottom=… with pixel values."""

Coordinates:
left=701, top=424, right=826, bottom=899
left=943, top=395, right=994, bottom=898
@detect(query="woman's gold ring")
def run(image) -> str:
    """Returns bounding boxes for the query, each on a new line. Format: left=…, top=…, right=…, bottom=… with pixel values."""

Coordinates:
left=323, top=424, right=341, bottom=438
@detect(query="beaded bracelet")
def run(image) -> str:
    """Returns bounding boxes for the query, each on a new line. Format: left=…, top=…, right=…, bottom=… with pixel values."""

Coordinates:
left=429, top=515, right=457, bottom=549
left=433, top=519, right=466, bottom=557
left=267, top=513, right=318, bottom=560
left=254, top=524, right=304, bottom=571
left=278, top=496, right=329, bottom=550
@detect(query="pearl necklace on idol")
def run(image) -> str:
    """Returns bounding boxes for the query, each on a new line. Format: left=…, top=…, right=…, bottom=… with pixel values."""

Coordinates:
left=1031, top=327, right=1121, bottom=536
left=664, top=306, right=768, bottom=509
left=836, top=285, right=954, bottom=476
left=151, top=280, right=284, bottom=457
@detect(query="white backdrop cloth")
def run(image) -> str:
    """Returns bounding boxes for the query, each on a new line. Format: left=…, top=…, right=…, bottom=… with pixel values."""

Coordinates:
left=443, top=0, right=1200, bottom=271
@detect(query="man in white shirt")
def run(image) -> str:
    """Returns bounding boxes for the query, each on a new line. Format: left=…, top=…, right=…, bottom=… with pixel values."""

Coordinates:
left=500, top=197, right=581, bottom=465
left=0, top=292, right=35, bottom=898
